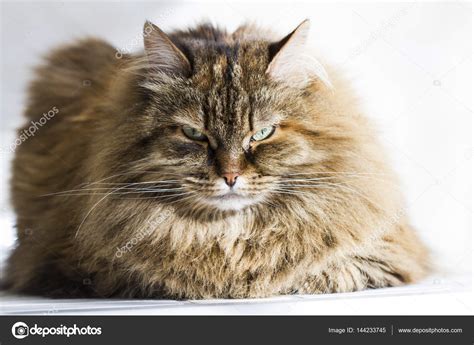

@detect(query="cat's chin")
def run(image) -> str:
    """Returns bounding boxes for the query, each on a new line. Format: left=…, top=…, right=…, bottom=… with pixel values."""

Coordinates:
left=203, top=193, right=259, bottom=211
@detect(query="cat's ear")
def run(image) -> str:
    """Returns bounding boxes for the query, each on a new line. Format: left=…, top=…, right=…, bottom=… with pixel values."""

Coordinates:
left=143, top=21, right=191, bottom=77
left=266, top=20, right=331, bottom=88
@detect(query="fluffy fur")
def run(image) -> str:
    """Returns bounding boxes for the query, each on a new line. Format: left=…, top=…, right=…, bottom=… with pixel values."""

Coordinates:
left=4, top=20, right=430, bottom=298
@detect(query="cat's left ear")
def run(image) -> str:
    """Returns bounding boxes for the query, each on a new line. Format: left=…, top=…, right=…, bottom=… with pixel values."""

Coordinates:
left=267, top=20, right=331, bottom=88
left=143, top=21, right=191, bottom=78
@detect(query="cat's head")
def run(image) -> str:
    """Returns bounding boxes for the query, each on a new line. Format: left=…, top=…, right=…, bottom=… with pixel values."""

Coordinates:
left=114, top=20, right=346, bottom=213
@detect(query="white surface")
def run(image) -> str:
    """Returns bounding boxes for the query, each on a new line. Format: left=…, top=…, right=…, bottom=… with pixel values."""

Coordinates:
left=0, top=274, right=471, bottom=315
left=0, top=1, right=472, bottom=314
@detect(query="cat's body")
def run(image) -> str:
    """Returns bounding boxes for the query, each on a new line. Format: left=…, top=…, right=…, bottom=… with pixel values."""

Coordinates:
left=4, top=21, right=430, bottom=298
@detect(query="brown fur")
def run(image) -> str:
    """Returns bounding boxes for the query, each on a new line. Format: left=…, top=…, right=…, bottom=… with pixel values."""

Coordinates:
left=4, top=21, right=430, bottom=299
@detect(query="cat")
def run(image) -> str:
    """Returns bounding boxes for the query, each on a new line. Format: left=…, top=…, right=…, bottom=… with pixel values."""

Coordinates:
left=4, top=19, right=430, bottom=299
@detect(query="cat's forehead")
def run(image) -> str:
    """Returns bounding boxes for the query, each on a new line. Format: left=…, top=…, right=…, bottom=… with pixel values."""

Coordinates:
left=148, top=40, right=289, bottom=138
left=191, top=41, right=270, bottom=82
left=190, top=43, right=274, bottom=134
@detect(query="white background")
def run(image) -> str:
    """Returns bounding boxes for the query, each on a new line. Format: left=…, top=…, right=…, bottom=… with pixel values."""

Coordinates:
left=0, top=1, right=472, bottom=314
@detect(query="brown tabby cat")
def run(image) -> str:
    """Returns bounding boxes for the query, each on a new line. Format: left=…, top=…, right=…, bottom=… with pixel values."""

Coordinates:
left=4, top=20, right=430, bottom=299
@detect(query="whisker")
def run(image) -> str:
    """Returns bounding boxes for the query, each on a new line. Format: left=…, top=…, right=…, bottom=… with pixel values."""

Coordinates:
left=111, top=191, right=195, bottom=201
left=46, top=189, right=188, bottom=197
left=74, top=183, right=136, bottom=238
left=40, top=184, right=185, bottom=197
left=281, top=171, right=388, bottom=176
left=277, top=175, right=397, bottom=187
left=279, top=182, right=377, bottom=207
left=76, top=169, right=194, bottom=189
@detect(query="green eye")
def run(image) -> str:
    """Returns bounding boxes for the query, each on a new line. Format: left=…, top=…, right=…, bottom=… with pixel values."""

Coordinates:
left=251, top=126, right=275, bottom=142
left=182, top=126, right=207, bottom=141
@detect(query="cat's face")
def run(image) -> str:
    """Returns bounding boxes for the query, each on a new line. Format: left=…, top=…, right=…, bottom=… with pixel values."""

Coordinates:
left=121, top=21, right=331, bottom=212
left=148, top=79, right=325, bottom=211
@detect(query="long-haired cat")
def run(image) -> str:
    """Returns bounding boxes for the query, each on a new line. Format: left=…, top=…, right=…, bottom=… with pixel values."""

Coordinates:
left=4, top=20, right=430, bottom=298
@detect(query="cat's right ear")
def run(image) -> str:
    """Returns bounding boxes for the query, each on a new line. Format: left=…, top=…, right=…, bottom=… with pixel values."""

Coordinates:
left=266, top=20, right=332, bottom=88
left=143, top=21, right=191, bottom=78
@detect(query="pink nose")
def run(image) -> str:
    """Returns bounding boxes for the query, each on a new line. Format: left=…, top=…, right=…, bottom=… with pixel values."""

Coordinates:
left=222, top=172, right=240, bottom=187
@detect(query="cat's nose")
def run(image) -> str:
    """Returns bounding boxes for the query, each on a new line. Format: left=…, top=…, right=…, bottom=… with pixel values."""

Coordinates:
left=222, top=172, right=240, bottom=187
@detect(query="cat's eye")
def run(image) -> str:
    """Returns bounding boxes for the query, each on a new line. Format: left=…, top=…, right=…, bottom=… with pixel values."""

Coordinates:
left=182, top=126, right=207, bottom=141
left=250, top=126, right=275, bottom=142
